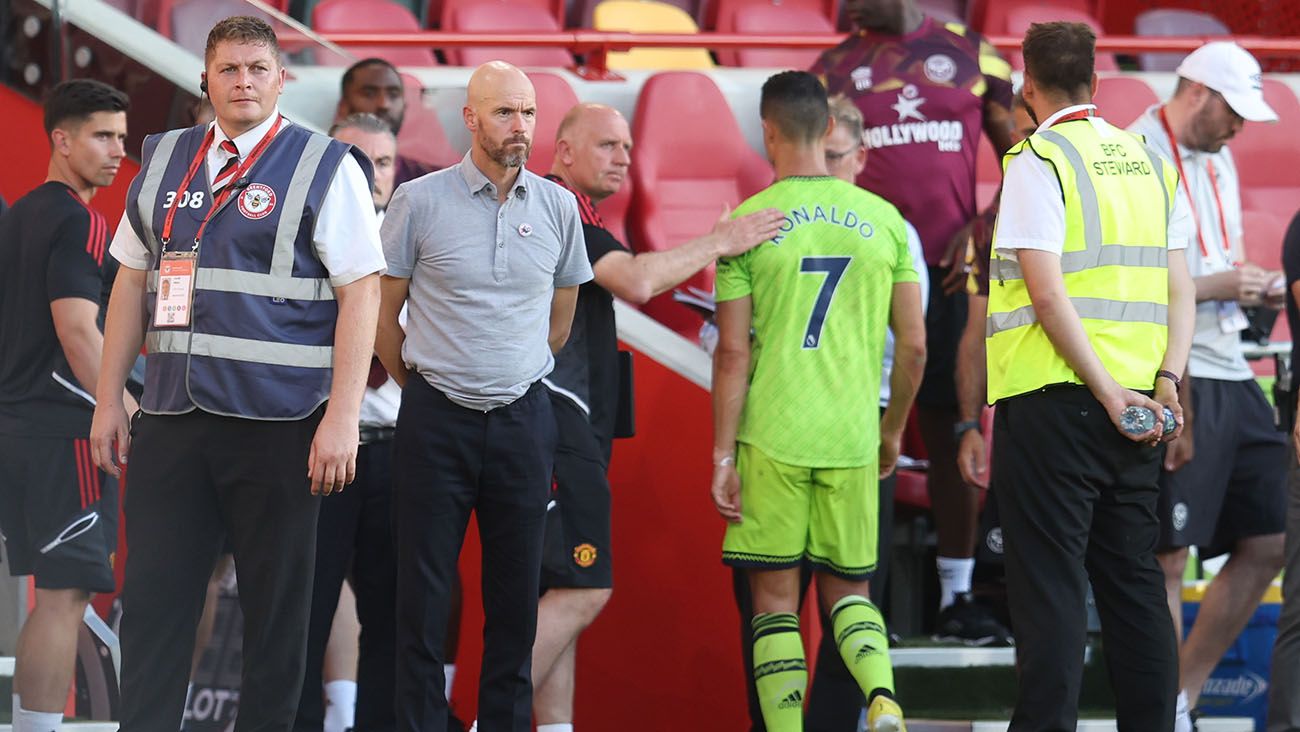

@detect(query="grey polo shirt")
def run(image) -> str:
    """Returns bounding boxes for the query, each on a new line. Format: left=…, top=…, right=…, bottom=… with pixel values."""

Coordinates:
left=382, top=152, right=593, bottom=410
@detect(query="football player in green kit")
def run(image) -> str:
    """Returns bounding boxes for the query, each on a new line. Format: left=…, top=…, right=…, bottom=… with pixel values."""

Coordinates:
left=711, top=70, right=926, bottom=732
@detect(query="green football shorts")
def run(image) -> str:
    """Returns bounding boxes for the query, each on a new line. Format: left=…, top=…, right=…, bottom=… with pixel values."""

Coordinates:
left=722, top=442, right=878, bottom=580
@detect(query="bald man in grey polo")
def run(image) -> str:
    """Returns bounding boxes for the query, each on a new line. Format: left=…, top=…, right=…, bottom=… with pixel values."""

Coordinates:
left=378, top=147, right=591, bottom=731
left=384, top=154, right=590, bottom=407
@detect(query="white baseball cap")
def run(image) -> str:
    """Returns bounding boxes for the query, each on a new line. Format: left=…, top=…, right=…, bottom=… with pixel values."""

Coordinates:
left=1176, top=41, right=1278, bottom=123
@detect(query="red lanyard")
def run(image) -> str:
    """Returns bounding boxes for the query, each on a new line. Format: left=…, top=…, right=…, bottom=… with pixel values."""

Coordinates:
left=1047, top=106, right=1095, bottom=127
left=1158, top=106, right=1234, bottom=266
left=160, top=115, right=283, bottom=249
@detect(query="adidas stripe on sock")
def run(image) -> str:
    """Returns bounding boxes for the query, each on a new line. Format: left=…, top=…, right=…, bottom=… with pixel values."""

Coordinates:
left=831, top=594, right=895, bottom=698
left=752, top=612, right=807, bottom=732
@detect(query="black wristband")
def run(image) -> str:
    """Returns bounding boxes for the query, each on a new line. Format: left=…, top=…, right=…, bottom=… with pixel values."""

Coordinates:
left=953, top=419, right=982, bottom=438
left=1156, top=369, right=1182, bottom=388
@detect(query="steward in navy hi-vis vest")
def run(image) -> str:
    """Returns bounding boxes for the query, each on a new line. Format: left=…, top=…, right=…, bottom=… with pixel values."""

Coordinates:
left=125, top=121, right=374, bottom=420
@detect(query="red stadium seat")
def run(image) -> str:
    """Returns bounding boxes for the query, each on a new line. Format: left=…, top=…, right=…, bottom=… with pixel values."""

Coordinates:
left=1003, top=5, right=1116, bottom=71
left=1134, top=8, right=1230, bottom=72
left=158, top=0, right=275, bottom=57
left=1093, top=75, right=1159, bottom=129
left=396, top=74, right=462, bottom=169
left=312, top=0, right=437, bottom=67
left=1243, top=209, right=1289, bottom=271
left=629, top=72, right=772, bottom=340
left=971, top=0, right=1092, bottom=38
left=435, top=0, right=563, bottom=29
left=708, top=0, right=833, bottom=32
left=524, top=71, right=581, bottom=177
left=723, top=3, right=836, bottom=68
left=1233, top=80, right=1300, bottom=218
left=444, top=2, right=573, bottom=67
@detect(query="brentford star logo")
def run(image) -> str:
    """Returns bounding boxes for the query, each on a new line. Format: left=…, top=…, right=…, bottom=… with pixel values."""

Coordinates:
left=892, top=84, right=927, bottom=122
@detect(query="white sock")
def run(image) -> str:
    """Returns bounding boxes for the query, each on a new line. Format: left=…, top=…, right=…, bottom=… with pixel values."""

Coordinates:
left=444, top=663, right=457, bottom=699
left=323, top=679, right=357, bottom=732
left=538, top=724, right=574, bottom=732
left=936, top=556, right=975, bottom=609
left=1174, top=690, right=1193, bottom=732
left=13, top=706, right=63, bottom=732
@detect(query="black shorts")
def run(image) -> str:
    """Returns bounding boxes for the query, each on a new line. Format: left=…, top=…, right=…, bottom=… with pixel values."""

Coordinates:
left=541, top=394, right=613, bottom=590
left=916, top=265, right=967, bottom=409
left=0, top=435, right=118, bottom=592
left=1158, top=378, right=1288, bottom=557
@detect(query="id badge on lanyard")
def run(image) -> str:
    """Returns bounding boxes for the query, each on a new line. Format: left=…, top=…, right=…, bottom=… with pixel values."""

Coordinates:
left=152, top=116, right=283, bottom=329
left=155, top=251, right=197, bottom=328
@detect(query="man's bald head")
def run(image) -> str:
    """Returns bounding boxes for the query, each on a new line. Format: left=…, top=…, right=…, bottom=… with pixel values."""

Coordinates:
left=463, top=61, right=537, bottom=171
left=552, top=102, right=632, bottom=203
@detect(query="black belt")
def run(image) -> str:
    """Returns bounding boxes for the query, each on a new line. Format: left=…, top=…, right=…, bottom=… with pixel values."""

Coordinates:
left=359, top=426, right=395, bottom=445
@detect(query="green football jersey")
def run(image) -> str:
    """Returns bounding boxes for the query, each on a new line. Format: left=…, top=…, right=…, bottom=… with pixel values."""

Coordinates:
left=716, top=176, right=918, bottom=468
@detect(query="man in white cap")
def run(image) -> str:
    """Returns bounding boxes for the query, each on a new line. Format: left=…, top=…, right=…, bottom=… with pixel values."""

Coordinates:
left=1128, top=41, right=1286, bottom=731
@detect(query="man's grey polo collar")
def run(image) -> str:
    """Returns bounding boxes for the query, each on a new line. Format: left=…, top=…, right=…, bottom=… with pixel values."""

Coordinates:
left=458, top=150, right=529, bottom=199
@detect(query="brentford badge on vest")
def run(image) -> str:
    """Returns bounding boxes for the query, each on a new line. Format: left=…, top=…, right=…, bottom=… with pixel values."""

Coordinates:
left=238, top=183, right=276, bottom=220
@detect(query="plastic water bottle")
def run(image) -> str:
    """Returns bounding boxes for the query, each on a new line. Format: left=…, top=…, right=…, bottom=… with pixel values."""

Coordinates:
left=1120, top=406, right=1177, bottom=436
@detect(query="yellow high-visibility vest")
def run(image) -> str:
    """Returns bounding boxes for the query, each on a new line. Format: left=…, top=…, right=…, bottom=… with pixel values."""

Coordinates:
left=986, top=115, right=1179, bottom=403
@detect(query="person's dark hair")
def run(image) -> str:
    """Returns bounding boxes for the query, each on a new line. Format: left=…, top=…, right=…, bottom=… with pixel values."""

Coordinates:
left=760, top=71, right=830, bottom=144
left=329, top=112, right=397, bottom=138
left=1022, top=21, right=1095, bottom=99
left=205, top=16, right=282, bottom=66
left=43, top=79, right=129, bottom=137
left=341, top=58, right=401, bottom=96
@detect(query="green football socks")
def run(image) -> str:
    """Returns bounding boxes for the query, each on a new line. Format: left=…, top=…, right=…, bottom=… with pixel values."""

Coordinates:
left=830, top=594, right=895, bottom=700
left=752, top=612, right=807, bottom=731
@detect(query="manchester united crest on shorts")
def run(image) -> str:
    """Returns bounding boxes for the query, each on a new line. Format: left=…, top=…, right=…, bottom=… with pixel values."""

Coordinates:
left=573, top=543, right=597, bottom=568
left=238, top=183, right=276, bottom=220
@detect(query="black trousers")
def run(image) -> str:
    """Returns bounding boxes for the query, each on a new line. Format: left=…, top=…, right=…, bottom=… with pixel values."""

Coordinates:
left=294, top=437, right=398, bottom=732
left=119, top=408, right=323, bottom=732
left=992, top=386, right=1176, bottom=732
left=733, top=471, right=895, bottom=732
left=393, top=378, right=555, bottom=732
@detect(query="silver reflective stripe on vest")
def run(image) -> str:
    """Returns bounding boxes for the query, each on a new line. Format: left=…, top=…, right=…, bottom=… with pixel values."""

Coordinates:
left=139, top=130, right=185, bottom=255
left=271, top=135, right=331, bottom=278
left=1140, top=144, right=1171, bottom=220
left=146, top=268, right=335, bottom=300
left=987, top=297, right=1168, bottom=337
left=1038, top=130, right=1102, bottom=259
left=993, top=245, right=1168, bottom=280
left=148, top=331, right=332, bottom=369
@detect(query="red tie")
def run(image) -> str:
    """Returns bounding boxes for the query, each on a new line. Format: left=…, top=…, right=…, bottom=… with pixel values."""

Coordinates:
left=212, top=139, right=241, bottom=194
left=367, top=356, right=389, bottom=388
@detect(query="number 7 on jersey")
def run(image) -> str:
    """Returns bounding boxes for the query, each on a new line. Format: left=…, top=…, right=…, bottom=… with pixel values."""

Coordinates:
left=799, top=256, right=852, bottom=349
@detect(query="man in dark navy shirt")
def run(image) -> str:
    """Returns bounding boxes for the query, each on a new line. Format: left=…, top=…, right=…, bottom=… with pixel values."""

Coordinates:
left=0, top=78, right=130, bottom=732
left=531, top=102, right=782, bottom=731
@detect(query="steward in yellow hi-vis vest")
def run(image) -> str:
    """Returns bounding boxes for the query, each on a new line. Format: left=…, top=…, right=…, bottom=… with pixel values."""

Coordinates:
left=984, top=21, right=1196, bottom=732
left=987, top=112, right=1179, bottom=402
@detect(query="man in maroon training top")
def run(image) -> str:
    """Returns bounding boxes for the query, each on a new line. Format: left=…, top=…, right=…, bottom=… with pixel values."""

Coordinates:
left=813, top=0, right=1015, bottom=644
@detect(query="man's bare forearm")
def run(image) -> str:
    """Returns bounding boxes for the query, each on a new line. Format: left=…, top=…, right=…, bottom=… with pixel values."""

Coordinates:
left=955, top=296, right=988, bottom=423
left=96, top=267, right=147, bottom=408
left=712, top=346, right=749, bottom=458
left=327, top=273, right=381, bottom=420
left=376, top=276, right=410, bottom=388
left=1163, top=251, right=1196, bottom=380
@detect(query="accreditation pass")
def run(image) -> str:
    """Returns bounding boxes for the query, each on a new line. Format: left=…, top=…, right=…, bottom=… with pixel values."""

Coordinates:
left=155, top=251, right=197, bottom=327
